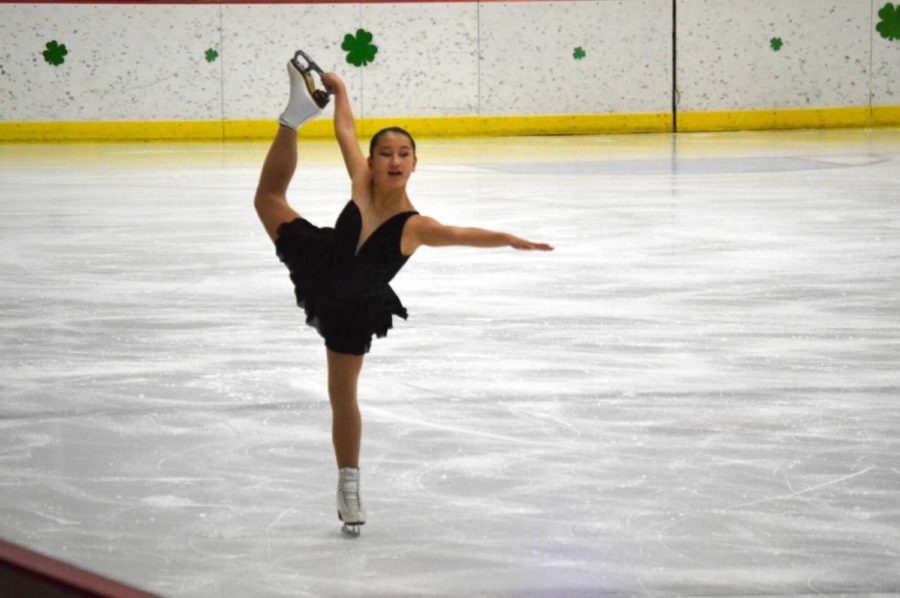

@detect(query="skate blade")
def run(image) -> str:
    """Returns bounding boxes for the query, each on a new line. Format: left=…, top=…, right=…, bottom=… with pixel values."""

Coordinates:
left=290, top=50, right=331, bottom=109
left=341, top=523, right=361, bottom=538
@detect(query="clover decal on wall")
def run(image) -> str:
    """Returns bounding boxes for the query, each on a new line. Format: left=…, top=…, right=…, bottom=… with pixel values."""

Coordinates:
left=342, top=29, right=378, bottom=67
left=877, top=3, right=900, bottom=41
left=43, top=40, right=68, bottom=66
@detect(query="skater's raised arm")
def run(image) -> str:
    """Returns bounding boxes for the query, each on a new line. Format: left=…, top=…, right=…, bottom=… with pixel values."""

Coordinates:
left=403, top=215, right=553, bottom=254
left=321, top=73, right=368, bottom=183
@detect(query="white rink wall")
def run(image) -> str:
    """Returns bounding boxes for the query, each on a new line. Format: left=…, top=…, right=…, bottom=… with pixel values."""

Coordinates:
left=0, top=1, right=671, bottom=125
left=677, top=0, right=900, bottom=112
left=0, top=0, right=898, bottom=136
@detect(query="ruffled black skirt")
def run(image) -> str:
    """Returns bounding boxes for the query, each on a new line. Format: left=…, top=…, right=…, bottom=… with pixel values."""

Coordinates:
left=274, top=217, right=408, bottom=355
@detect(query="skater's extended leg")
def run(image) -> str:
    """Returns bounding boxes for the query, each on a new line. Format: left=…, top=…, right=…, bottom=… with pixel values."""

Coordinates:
left=326, top=349, right=364, bottom=469
left=255, top=57, right=324, bottom=243
left=254, top=125, right=301, bottom=242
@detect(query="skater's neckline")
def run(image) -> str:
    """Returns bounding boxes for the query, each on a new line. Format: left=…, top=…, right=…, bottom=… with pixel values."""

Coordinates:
left=349, top=200, right=417, bottom=257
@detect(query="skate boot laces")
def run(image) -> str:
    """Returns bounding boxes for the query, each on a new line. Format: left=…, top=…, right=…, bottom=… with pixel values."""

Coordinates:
left=339, top=478, right=363, bottom=517
left=341, top=481, right=361, bottom=513
left=291, top=49, right=332, bottom=109
left=337, top=469, right=365, bottom=537
left=337, top=468, right=365, bottom=524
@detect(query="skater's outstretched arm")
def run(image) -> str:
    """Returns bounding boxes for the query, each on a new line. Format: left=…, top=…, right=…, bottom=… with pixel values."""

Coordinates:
left=321, top=73, right=368, bottom=185
left=403, top=216, right=553, bottom=254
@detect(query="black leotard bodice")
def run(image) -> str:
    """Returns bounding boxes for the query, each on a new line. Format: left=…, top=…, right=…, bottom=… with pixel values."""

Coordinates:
left=330, top=200, right=417, bottom=296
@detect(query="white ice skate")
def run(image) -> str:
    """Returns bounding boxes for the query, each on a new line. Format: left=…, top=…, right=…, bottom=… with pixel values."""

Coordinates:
left=337, top=467, right=366, bottom=537
left=278, top=50, right=332, bottom=130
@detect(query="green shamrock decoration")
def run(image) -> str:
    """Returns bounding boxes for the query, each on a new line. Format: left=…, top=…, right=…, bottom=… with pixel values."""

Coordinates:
left=342, top=29, right=378, bottom=67
left=770, top=37, right=783, bottom=51
left=876, top=3, right=900, bottom=41
left=43, top=40, right=68, bottom=66
left=205, top=48, right=219, bottom=63
left=573, top=46, right=586, bottom=60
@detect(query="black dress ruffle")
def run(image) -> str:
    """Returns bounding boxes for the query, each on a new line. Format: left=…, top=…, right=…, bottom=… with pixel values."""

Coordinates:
left=275, top=200, right=417, bottom=355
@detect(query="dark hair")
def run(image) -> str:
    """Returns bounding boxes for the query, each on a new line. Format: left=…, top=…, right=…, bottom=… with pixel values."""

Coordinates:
left=369, top=127, right=416, bottom=157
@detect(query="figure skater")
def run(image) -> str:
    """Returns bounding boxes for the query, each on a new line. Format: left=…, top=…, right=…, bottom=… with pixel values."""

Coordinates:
left=254, top=51, right=553, bottom=536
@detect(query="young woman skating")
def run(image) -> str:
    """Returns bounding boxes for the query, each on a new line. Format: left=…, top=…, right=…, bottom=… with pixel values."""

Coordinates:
left=254, top=51, right=553, bottom=536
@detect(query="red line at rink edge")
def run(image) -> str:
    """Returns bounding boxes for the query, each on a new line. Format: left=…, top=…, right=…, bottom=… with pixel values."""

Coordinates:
left=1, top=0, right=554, bottom=4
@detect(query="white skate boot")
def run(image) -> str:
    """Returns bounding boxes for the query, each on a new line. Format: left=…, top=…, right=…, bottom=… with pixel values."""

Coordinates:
left=337, top=467, right=366, bottom=537
left=278, top=50, right=331, bottom=130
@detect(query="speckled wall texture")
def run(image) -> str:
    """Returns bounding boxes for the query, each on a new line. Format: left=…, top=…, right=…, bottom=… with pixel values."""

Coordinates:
left=0, top=1, right=898, bottom=133
left=0, top=1, right=672, bottom=126
left=1, top=4, right=223, bottom=122
left=676, top=0, right=897, bottom=112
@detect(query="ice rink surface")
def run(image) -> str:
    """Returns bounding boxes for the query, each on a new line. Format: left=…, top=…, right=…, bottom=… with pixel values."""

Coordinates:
left=1, top=129, right=899, bottom=597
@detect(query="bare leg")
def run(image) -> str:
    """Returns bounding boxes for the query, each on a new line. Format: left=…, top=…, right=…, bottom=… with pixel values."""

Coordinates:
left=255, top=57, right=325, bottom=243
left=257, top=125, right=299, bottom=200
left=254, top=126, right=301, bottom=243
left=326, top=349, right=365, bottom=468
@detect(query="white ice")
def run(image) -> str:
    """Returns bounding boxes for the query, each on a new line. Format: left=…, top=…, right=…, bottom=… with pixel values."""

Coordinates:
left=1, top=129, right=899, bottom=597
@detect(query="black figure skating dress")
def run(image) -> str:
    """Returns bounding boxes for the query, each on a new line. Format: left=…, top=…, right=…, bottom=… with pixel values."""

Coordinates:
left=275, top=200, right=419, bottom=355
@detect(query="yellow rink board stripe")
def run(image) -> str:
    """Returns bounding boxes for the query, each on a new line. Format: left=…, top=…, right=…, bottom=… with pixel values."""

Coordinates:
left=678, top=106, right=900, bottom=132
left=1, top=107, right=898, bottom=142
left=0, top=113, right=672, bottom=142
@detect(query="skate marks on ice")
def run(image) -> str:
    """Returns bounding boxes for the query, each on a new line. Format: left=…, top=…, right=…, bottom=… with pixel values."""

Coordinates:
left=1, top=131, right=900, bottom=596
left=363, top=369, right=900, bottom=595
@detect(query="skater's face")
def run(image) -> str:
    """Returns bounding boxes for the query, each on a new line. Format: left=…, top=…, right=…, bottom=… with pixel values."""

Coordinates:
left=369, top=132, right=417, bottom=190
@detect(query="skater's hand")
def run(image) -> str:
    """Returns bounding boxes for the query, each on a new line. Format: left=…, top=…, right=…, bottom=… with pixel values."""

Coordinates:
left=321, top=72, right=345, bottom=95
left=509, top=235, right=554, bottom=251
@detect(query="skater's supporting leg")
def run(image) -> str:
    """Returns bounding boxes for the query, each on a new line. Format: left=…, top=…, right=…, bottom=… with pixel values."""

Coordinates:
left=255, top=125, right=301, bottom=242
left=326, top=349, right=364, bottom=469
